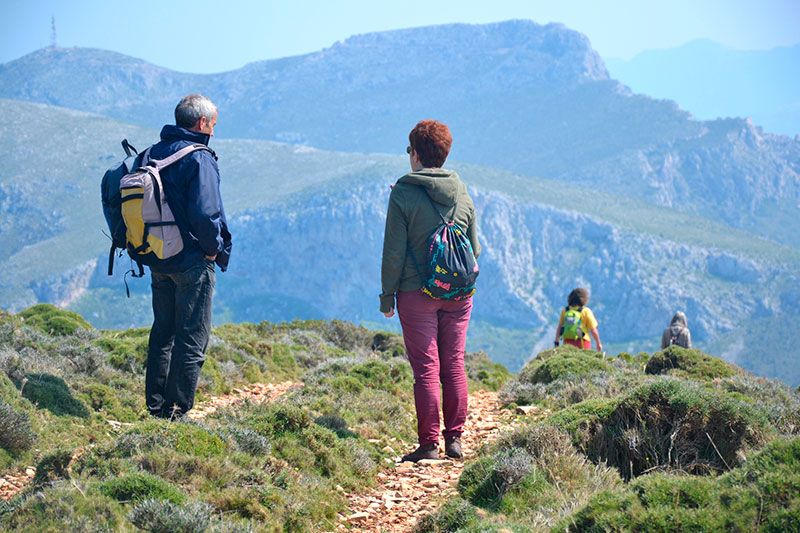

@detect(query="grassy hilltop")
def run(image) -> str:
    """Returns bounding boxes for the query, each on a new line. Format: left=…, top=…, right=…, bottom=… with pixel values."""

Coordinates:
left=0, top=304, right=798, bottom=531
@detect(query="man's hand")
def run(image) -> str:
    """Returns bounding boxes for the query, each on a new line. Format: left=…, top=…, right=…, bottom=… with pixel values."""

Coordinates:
left=383, top=309, right=395, bottom=318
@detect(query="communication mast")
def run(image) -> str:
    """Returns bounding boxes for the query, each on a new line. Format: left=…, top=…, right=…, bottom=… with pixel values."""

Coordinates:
left=51, top=16, right=58, bottom=48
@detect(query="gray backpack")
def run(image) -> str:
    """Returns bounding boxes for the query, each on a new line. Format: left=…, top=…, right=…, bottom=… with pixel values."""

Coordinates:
left=119, top=144, right=210, bottom=267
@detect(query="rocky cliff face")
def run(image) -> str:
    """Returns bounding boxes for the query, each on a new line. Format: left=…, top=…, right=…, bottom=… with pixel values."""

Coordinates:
left=563, top=118, right=800, bottom=245
left=211, top=178, right=791, bottom=372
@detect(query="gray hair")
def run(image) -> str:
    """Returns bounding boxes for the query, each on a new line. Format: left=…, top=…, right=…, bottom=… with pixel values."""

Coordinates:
left=174, top=94, right=217, bottom=129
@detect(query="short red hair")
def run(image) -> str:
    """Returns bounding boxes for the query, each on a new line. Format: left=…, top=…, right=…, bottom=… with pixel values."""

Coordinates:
left=409, top=119, right=452, bottom=168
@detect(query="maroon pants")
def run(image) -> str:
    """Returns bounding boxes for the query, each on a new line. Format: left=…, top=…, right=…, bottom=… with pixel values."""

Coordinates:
left=396, top=290, right=473, bottom=446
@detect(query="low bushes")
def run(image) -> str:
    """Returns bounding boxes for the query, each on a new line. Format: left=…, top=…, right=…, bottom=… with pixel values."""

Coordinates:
left=18, top=304, right=92, bottom=336
left=122, top=420, right=228, bottom=458
left=127, top=499, right=211, bottom=533
left=32, top=448, right=73, bottom=486
left=16, top=373, right=90, bottom=417
left=413, top=498, right=480, bottom=532
left=646, top=345, right=740, bottom=380
left=0, top=401, right=35, bottom=454
left=100, top=471, right=186, bottom=505
left=560, top=436, right=800, bottom=532
left=452, top=424, right=619, bottom=526
left=518, top=345, right=612, bottom=385
left=464, top=350, right=512, bottom=391
left=499, top=346, right=637, bottom=410
left=551, top=377, right=769, bottom=478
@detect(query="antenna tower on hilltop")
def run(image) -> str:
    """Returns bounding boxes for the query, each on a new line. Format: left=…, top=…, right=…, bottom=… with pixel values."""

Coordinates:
left=51, top=16, right=58, bottom=48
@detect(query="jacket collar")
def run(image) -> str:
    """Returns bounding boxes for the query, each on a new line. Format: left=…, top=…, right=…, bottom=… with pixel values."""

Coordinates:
left=159, top=124, right=211, bottom=146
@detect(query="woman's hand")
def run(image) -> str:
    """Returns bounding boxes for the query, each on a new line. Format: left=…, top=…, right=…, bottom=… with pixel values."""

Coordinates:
left=383, top=309, right=395, bottom=318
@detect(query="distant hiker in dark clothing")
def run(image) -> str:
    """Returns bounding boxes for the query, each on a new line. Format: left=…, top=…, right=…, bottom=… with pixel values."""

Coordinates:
left=554, top=287, right=603, bottom=351
left=661, top=311, right=692, bottom=349
left=145, top=94, right=232, bottom=419
left=381, top=119, right=481, bottom=462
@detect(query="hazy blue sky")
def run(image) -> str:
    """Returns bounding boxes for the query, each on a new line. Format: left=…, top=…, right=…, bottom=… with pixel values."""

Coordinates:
left=2, top=0, right=799, bottom=73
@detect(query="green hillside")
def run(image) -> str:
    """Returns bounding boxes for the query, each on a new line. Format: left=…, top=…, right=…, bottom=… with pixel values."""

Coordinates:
left=0, top=305, right=508, bottom=531
left=2, top=98, right=799, bottom=386
left=419, top=345, right=800, bottom=532
left=0, top=306, right=797, bottom=531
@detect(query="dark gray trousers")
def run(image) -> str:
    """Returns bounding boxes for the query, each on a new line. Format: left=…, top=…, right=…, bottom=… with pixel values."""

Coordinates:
left=146, top=258, right=215, bottom=418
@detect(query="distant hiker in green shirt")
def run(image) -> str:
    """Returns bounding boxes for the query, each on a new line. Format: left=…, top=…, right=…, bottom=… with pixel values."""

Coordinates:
left=554, top=287, right=603, bottom=351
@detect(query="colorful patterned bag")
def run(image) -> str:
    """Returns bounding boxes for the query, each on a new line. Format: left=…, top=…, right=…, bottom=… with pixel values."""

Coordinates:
left=409, top=189, right=479, bottom=300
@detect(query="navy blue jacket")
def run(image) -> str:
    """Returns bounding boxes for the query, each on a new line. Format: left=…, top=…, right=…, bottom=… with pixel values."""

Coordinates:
left=147, top=125, right=232, bottom=273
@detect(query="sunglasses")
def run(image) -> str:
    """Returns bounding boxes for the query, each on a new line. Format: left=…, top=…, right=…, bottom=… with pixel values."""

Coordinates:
left=406, top=146, right=413, bottom=154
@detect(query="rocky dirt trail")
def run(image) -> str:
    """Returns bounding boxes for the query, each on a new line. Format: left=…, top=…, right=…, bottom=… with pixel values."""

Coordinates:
left=341, top=389, right=536, bottom=532
left=187, top=381, right=298, bottom=421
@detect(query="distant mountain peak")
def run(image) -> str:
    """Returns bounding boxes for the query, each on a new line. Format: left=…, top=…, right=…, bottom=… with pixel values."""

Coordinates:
left=323, top=19, right=609, bottom=83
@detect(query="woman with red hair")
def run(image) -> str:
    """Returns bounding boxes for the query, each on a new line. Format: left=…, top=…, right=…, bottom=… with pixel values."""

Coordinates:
left=381, top=119, right=481, bottom=462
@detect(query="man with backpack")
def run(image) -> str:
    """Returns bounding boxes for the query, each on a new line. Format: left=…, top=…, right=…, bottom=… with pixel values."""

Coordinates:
left=554, top=287, right=603, bottom=351
left=143, top=94, right=232, bottom=419
left=661, top=311, right=692, bottom=349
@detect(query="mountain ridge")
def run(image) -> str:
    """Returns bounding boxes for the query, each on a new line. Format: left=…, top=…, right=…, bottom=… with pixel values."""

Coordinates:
left=2, top=20, right=798, bottom=249
left=605, top=39, right=800, bottom=136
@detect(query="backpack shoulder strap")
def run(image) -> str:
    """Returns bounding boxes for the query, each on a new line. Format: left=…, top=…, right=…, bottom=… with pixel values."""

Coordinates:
left=419, top=186, right=457, bottom=224
left=152, top=144, right=210, bottom=170
left=121, top=138, right=138, bottom=157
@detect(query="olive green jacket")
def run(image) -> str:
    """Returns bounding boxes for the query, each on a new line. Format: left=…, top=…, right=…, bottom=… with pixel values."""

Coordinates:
left=380, top=168, right=481, bottom=313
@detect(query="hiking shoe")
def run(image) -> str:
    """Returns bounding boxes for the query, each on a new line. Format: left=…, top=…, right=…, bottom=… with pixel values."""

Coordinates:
left=400, top=443, right=439, bottom=463
left=445, top=436, right=463, bottom=459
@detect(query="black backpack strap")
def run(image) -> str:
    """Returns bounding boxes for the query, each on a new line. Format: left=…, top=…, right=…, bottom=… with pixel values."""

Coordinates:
left=407, top=242, right=425, bottom=285
left=419, top=186, right=457, bottom=225
left=107, top=243, right=116, bottom=276
left=121, top=139, right=138, bottom=158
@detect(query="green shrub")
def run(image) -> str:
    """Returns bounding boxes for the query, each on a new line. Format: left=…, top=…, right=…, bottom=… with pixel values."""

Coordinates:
left=123, top=420, right=228, bottom=458
left=100, top=471, right=186, bottom=504
left=552, top=377, right=768, bottom=478
left=413, top=498, right=479, bottom=532
left=238, top=403, right=312, bottom=438
left=32, top=448, right=73, bottom=486
left=315, top=414, right=358, bottom=438
left=16, top=373, right=89, bottom=417
left=646, top=345, right=739, bottom=380
left=529, top=351, right=611, bottom=384
left=718, top=375, right=800, bottom=435
left=320, top=319, right=375, bottom=352
left=222, top=427, right=272, bottom=456
left=1, top=483, right=127, bottom=531
left=18, top=304, right=92, bottom=336
left=457, top=455, right=501, bottom=508
left=370, top=330, right=405, bottom=357
left=516, top=346, right=612, bottom=387
left=465, top=350, right=512, bottom=391
left=562, top=439, right=800, bottom=532
left=127, top=499, right=211, bottom=533
left=96, top=327, right=149, bottom=372
left=0, top=401, right=35, bottom=454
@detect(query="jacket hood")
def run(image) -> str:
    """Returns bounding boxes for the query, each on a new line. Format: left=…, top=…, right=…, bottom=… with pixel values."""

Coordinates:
left=160, top=125, right=211, bottom=146
left=397, top=168, right=461, bottom=206
left=670, top=311, right=688, bottom=329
